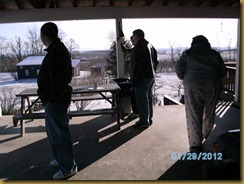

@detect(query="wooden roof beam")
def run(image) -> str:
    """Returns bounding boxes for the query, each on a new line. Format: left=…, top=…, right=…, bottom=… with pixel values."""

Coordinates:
left=161, top=0, right=170, bottom=6
left=16, top=0, right=36, bottom=9
left=113, top=0, right=130, bottom=6
left=178, top=0, right=203, bottom=6
left=95, top=0, right=111, bottom=7
left=26, top=0, right=46, bottom=9
left=0, top=0, right=19, bottom=10
left=131, top=0, right=146, bottom=6
left=56, top=0, right=74, bottom=8
left=76, top=0, right=95, bottom=7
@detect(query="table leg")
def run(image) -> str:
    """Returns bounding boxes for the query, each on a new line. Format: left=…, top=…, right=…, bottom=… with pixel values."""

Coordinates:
left=20, top=97, right=25, bottom=137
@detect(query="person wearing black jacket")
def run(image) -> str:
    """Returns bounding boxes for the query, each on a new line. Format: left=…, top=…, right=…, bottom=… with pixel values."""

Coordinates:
left=37, top=22, right=77, bottom=180
left=131, top=29, right=158, bottom=129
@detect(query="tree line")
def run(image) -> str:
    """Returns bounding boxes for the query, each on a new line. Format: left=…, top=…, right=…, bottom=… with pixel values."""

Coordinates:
left=0, top=24, right=79, bottom=74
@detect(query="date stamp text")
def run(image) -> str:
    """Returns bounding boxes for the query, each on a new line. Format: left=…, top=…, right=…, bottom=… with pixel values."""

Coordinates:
left=171, top=152, right=223, bottom=161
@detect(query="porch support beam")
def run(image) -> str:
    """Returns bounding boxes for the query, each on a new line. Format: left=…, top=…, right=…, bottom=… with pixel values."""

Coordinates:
left=115, top=18, right=125, bottom=78
left=234, top=18, right=240, bottom=103
left=0, top=6, right=239, bottom=23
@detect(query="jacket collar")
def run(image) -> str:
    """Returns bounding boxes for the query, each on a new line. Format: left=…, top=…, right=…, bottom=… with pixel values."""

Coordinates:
left=44, top=38, right=61, bottom=52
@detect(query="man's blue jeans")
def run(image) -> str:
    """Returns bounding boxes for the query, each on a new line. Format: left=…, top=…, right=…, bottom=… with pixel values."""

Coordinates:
left=45, top=103, right=75, bottom=173
left=134, top=78, right=154, bottom=124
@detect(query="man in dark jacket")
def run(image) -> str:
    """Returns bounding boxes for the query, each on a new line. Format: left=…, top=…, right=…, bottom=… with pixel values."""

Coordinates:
left=38, top=22, right=77, bottom=180
left=131, top=29, right=158, bottom=129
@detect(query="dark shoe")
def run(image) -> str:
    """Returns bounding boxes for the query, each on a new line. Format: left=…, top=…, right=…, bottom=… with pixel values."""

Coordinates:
left=189, top=145, right=203, bottom=153
left=127, top=113, right=139, bottom=119
left=133, top=122, right=149, bottom=129
left=149, top=119, right=153, bottom=125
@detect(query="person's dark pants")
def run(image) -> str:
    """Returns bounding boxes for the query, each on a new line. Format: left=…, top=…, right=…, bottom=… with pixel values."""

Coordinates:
left=131, top=89, right=138, bottom=114
left=134, top=78, right=154, bottom=124
left=45, top=103, right=75, bottom=173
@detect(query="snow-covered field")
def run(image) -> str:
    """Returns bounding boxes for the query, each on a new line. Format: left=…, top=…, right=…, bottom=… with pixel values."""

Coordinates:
left=0, top=72, right=183, bottom=111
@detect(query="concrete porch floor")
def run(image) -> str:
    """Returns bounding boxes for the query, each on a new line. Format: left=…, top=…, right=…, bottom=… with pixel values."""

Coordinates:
left=0, top=104, right=240, bottom=180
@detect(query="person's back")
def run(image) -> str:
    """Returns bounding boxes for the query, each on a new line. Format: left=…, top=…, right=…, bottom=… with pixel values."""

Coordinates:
left=176, top=36, right=227, bottom=87
left=175, top=35, right=227, bottom=153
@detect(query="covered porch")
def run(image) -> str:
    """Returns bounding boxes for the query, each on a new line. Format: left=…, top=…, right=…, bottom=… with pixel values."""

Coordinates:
left=0, top=0, right=241, bottom=181
left=0, top=104, right=240, bottom=180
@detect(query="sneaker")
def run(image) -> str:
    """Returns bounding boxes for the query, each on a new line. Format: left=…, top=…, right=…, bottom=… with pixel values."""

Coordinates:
left=133, top=122, right=149, bottom=129
left=53, top=164, right=78, bottom=180
left=50, top=159, right=61, bottom=167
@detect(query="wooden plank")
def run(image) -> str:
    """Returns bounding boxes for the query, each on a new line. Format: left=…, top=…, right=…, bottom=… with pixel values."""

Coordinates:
left=71, top=94, right=112, bottom=101
left=163, top=95, right=182, bottom=105
left=13, top=108, right=123, bottom=126
left=69, top=108, right=123, bottom=117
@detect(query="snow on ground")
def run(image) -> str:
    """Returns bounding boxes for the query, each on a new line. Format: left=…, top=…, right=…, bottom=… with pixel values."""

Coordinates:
left=0, top=72, right=183, bottom=111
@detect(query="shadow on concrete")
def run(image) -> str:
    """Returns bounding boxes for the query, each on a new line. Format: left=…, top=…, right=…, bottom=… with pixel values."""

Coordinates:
left=0, top=115, right=143, bottom=180
left=157, top=159, right=209, bottom=180
left=157, top=104, right=240, bottom=180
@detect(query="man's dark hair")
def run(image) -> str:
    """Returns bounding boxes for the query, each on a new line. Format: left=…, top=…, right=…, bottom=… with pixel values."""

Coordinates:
left=133, top=29, right=144, bottom=39
left=41, top=22, right=58, bottom=39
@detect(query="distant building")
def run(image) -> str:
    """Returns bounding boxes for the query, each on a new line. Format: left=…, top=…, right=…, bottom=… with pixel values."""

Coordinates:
left=16, top=56, right=81, bottom=79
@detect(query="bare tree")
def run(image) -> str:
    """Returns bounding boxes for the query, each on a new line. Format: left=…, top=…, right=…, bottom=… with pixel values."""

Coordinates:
left=0, top=86, right=20, bottom=115
left=107, top=31, right=116, bottom=44
left=8, top=36, right=23, bottom=62
left=58, top=28, right=67, bottom=41
left=224, top=31, right=236, bottom=61
left=0, top=36, right=7, bottom=57
left=25, top=24, right=43, bottom=56
left=170, top=81, right=183, bottom=96
left=168, top=40, right=185, bottom=72
left=65, top=38, right=80, bottom=54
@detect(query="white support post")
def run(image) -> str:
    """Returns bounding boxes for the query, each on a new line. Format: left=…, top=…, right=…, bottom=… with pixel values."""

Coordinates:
left=115, top=18, right=125, bottom=78
left=234, top=18, right=240, bottom=103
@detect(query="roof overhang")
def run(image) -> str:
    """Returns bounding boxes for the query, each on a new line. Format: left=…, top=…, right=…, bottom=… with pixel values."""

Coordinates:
left=0, top=6, right=240, bottom=24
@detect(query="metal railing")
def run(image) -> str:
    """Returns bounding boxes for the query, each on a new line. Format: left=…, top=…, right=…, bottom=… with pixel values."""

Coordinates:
left=223, top=66, right=236, bottom=94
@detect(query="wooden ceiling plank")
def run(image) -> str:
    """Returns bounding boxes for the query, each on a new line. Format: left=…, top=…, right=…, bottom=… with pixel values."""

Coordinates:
left=0, top=0, right=240, bottom=11
left=56, top=0, right=74, bottom=8
left=0, top=0, right=19, bottom=10
left=113, top=0, right=129, bottom=6
left=161, top=0, right=170, bottom=6
left=25, top=0, right=47, bottom=9
left=95, top=0, right=111, bottom=7
left=215, top=0, right=240, bottom=7
left=17, top=0, right=36, bottom=9
left=15, top=0, right=24, bottom=9
left=76, top=0, right=94, bottom=7
left=179, top=0, right=201, bottom=6
left=166, top=0, right=182, bottom=6
left=131, top=0, right=146, bottom=6
left=145, top=0, right=162, bottom=6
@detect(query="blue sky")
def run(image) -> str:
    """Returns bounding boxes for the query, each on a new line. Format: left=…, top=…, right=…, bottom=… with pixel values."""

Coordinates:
left=0, top=18, right=238, bottom=51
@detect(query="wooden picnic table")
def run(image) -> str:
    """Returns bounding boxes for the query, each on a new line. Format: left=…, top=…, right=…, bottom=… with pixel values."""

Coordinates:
left=13, top=84, right=123, bottom=137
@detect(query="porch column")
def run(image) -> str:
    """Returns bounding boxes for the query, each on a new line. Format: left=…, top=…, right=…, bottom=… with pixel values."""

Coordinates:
left=234, top=19, right=240, bottom=103
left=115, top=18, right=125, bottom=78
